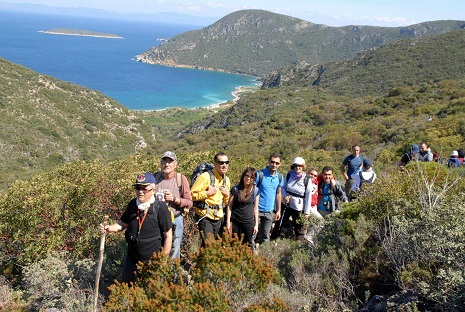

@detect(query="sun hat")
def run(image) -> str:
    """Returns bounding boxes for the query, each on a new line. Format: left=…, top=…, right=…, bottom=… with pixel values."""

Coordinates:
left=292, top=157, right=305, bottom=165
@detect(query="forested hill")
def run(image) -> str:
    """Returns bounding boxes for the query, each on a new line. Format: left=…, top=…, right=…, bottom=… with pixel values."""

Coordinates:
left=261, top=29, right=465, bottom=97
left=136, top=9, right=465, bottom=77
left=0, top=58, right=155, bottom=189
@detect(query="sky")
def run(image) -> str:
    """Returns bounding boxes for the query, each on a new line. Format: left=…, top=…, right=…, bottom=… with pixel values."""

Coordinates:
left=2, top=0, right=464, bottom=27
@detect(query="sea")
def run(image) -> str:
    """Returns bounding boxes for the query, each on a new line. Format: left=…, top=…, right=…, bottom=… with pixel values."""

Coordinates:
left=0, top=10, right=258, bottom=110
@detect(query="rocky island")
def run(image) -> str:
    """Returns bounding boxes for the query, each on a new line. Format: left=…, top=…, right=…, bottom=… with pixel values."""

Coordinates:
left=38, top=28, right=123, bottom=39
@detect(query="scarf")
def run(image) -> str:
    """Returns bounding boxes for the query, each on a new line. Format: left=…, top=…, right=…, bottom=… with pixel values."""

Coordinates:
left=136, top=195, right=155, bottom=212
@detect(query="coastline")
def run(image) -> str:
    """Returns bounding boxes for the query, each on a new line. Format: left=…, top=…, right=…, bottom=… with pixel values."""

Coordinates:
left=134, top=84, right=260, bottom=113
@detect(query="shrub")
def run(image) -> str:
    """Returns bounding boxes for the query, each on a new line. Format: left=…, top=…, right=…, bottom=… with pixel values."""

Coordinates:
left=21, top=252, right=96, bottom=311
left=104, top=233, right=284, bottom=311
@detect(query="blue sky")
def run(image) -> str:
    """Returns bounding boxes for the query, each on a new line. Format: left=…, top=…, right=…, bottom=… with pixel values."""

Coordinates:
left=2, top=0, right=464, bottom=27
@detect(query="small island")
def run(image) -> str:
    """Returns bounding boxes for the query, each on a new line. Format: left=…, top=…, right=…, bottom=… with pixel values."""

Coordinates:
left=38, top=28, right=123, bottom=39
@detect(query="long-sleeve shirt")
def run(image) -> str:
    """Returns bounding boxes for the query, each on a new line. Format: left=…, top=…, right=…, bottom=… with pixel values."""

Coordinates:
left=191, top=168, right=231, bottom=220
left=282, top=172, right=312, bottom=215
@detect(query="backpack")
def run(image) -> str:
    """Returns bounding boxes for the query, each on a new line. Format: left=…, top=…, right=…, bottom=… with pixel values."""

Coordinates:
left=359, top=172, right=375, bottom=188
left=284, top=172, right=310, bottom=199
left=190, top=162, right=215, bottom=187
left=256, top=169, right=283, bottom=188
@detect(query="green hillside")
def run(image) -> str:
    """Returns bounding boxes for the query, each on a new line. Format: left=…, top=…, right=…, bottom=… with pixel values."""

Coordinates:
left=0, top=58, right=156, bottom=189
left=264, top=29, right=465, bottom=97
left=137, top=9, right=465, bottom=77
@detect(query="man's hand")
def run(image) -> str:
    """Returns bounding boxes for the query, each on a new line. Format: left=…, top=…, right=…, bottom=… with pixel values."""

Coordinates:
left=274, top=211, right=281, bottom=221
left=206, top=185, right=217, bottom=196
left=219, top=185, right=229, bottom=197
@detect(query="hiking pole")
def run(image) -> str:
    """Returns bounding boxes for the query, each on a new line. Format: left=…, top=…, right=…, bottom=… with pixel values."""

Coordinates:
left=93, top=215, right=109, bottom=312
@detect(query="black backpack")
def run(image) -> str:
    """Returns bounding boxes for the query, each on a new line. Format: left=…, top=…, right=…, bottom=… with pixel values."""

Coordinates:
left=190, top=162, right=215, bottom=187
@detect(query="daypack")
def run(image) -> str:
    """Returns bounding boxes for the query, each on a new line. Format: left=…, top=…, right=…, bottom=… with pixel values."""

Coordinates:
left=190, top=162, right=215, bottom=187
left=359, top=172, right=376, bottom=188
left=284, top=172, right=310, bottom=199
left=256, top=169, right=283, bottom=188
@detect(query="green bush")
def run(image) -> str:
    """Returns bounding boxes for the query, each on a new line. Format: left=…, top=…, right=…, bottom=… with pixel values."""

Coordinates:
left=104, top=233, right=284, bottom=311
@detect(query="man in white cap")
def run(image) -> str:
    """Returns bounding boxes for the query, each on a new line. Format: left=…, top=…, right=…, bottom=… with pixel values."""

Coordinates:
left=447, top=150, right=461, bottom=168
left=154, top=151, right=193, bottom=259
left=99, top=172, right=173, bottom=282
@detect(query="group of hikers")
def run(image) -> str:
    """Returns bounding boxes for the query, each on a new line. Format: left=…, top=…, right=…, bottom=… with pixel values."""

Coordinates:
left=99, top=141, right=464, bottom=282
left=399, top=142, right=465, bottom=168
left=99, top=145, right=378, bottom=283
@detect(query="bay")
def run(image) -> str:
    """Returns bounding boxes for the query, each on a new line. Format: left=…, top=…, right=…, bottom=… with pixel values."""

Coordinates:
left=0, top=10, right=258, bottom=110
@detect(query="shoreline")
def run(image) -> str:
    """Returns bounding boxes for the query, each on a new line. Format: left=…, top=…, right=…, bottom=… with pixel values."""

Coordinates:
left=132, top=84, right=260, bottom=113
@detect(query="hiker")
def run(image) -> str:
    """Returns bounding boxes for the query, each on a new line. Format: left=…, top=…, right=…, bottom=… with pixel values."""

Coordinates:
left=350, top=158, right=377, bottom=199
left=153, top=151, right=193, bottom=259
left=271, top=157, right=311, bottom=241
left=418, top=142, right=434, bottom=162
left=447, top=150, right=462, bottom=168
left=399, top=144, right=420, bottom=169
left=254, top=152, right=285, bottom=245
left=191, top=152, right=231, bottom=247
left=99, top=172, right=173, bottom=283
left=340, top=144, right=364, bottom=197
left=317, top=166, right=348, bottom=217
left=226, top=167, right=259, bottom=250
left=307, top=167, right=323, bottom=219
left=457, top=148, right=465, bottom=165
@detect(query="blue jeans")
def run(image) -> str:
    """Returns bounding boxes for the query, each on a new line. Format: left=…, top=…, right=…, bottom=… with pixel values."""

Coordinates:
left=170, top=214, right=184, bottom=259
left=256, top=211, right=274, bottom=244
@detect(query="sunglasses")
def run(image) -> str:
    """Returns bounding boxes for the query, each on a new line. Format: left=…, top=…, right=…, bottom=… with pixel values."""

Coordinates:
left=133, top=186, right=154, bottom=194
left=217, top=160, right=230, bottom=165
left=244, top=174, right=254, bottom=179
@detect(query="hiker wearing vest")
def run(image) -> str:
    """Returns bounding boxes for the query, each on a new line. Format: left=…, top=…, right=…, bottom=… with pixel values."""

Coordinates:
left=271, top=157, right=311, bottom=241
left=191, top=152, right=231, bottom=247
left=99, top=172, right=173, bottom=283
left=340, top=144, right=364, bottom=197
left=254, top=152, right=285, bottom=245
left=154, top=151, right=193, bottom=259
left=226, top=167, right=259, bottom=250
left=318, top=166, right=348, bottom=217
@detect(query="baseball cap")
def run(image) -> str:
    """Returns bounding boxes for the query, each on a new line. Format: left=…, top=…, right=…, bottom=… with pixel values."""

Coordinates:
left=292, top=157, right=305, bottom=165
left=451, top=150, right=458, bottom=157
left=133, top=172, right=156, bottom=186
left=363, top=158, right=373, bottom=167
left=161, top=151, right=177, bottom=160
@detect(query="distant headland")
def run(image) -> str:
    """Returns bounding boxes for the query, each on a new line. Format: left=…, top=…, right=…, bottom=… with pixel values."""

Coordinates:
left=38, top=28, right=123, bottom=39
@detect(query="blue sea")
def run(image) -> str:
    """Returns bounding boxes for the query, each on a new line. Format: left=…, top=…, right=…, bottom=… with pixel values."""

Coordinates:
left=0, top=10, right=258, bottom=110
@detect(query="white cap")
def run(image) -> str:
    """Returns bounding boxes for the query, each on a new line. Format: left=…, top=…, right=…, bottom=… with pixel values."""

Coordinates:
left=451, top=150, right=458, bottom=157
left=292, top=157, right=305, bottom=165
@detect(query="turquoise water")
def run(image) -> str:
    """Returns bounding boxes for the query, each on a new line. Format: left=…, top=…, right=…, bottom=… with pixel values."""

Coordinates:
left=0, top=10, right=258, bottom=110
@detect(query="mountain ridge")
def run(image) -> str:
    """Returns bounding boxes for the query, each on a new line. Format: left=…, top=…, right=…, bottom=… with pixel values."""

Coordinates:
left=136, top=9, right=465, bottom=77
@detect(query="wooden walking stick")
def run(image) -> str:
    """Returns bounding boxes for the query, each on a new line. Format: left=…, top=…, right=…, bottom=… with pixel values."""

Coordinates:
left=93, top=215, right=109, bottom=312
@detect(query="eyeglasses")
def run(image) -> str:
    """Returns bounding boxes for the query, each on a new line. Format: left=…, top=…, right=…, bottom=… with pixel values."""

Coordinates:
left=217, top=161, right=229, bottom=165
left=134, top=186, right=154, bottom=194
left=270, top=161, right=281, bottom=165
